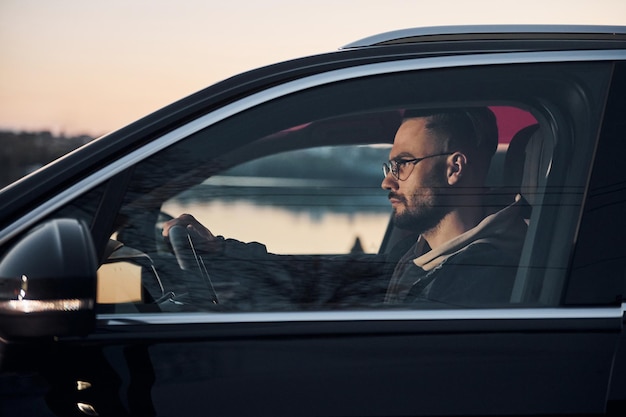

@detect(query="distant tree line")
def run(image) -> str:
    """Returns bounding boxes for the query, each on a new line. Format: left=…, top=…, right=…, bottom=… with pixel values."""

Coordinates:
left=0, top=130, right=93, bottom=188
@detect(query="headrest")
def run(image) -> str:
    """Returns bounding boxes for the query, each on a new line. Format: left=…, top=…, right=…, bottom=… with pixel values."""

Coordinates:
left=519, top=126, right=552, bottom=208
left=503, top=124, right=552, bottom=206
left=501, top=123, right=552, bottom=215
left=503, top=124, right=540, bottom=190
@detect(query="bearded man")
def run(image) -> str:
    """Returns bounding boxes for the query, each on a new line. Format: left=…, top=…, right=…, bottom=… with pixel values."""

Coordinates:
left=381, top=109, right=527, bottom=305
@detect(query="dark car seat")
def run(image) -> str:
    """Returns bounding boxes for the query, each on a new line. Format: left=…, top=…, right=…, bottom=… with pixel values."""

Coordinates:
left=503, top=123, right=556, bottom=303
left=503, top=124, right=540, bottom=197
left=502, top=123, right=555, bottom=217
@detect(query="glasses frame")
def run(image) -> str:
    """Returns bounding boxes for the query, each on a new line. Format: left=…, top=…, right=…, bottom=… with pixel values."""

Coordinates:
left=382, top=152, right=453, bottom=181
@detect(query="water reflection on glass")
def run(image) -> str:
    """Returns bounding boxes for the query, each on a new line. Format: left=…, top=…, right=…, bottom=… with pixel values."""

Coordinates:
left=162, top=200, right=390, bottom=254
left=162, top=145, right=392, bottom=255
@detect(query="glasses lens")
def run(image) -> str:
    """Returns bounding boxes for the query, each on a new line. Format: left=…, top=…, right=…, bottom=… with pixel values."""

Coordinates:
left=393, top=161, right=401, bottom=179
left=383, top=161, right=402, bottom=180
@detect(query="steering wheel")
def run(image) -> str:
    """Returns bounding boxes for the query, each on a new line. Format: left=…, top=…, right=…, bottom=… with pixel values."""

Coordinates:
left=167, top=224, right=219, bottom=304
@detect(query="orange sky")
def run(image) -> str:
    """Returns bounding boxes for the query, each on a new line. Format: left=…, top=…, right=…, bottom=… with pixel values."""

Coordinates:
left=1, top=0, right=625, bottom=136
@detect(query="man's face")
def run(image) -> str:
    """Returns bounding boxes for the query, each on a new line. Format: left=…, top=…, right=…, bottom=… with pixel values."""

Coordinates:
left=381, top=117, right=452, bottom=233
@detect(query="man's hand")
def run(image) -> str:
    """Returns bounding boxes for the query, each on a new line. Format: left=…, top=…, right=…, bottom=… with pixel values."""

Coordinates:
left=162, top=213, right=216, bottom=243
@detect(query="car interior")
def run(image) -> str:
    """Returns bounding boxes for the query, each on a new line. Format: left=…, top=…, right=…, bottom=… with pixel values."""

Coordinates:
left=90, top=102, right=560, bottom=312
left=48, top=62, right=605, bottom=313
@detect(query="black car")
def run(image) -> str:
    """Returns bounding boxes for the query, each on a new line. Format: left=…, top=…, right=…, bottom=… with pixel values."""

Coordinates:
left=1, top=25, right=626, bottom=416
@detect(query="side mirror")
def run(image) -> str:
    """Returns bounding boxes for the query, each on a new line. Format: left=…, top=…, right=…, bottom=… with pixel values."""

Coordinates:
left=0, top=218, right=97, bottom=339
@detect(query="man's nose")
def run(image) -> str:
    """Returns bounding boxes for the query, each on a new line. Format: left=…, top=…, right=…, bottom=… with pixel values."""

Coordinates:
left=381, top=173, right=397, bottom=191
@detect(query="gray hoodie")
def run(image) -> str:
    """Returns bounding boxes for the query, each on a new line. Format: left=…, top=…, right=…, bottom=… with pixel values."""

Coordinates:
left=385, top=196, right=528, bottom=307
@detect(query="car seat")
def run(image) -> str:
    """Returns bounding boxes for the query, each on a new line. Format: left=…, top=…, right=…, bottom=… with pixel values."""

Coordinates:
left=503, top=123, right=556, bottom=303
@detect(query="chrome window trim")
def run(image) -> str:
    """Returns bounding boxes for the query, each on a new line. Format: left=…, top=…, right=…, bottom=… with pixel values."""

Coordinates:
left=98, top=305, right=625, bottom=326
left=1, top=49, right=624, bottom=246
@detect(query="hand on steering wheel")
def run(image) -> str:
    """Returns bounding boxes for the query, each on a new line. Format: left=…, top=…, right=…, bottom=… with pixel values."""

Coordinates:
left=165, top=216, right=219, bottom=304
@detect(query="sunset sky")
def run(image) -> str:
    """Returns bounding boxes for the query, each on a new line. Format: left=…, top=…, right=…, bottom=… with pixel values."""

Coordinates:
left=1, top=0, right=625, bottom=136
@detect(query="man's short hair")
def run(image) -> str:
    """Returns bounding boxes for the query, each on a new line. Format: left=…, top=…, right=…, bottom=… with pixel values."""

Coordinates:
left=403, top=107, right=498, bottom=179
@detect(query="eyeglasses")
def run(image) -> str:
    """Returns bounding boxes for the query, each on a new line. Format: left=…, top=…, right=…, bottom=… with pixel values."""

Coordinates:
left=382, top=153, right=453, bottom=181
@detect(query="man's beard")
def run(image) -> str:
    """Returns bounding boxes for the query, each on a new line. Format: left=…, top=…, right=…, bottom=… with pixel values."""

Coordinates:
left=392, top=200, right=448, bottom=235
left=391, top=184, right=451, bottom=235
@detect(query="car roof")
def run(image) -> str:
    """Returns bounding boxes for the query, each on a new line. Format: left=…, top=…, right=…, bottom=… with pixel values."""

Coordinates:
left=342, top=25, right=626, bottom=48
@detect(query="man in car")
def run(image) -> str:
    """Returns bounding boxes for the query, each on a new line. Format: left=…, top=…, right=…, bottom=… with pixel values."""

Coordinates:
left=163, top=108, right=528, bottom=308
left=379, top=109, right=527, bottom=305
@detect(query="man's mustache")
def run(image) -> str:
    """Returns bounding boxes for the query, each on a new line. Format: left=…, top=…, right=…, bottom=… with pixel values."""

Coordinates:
left=388, top=192, right=406, bottom=203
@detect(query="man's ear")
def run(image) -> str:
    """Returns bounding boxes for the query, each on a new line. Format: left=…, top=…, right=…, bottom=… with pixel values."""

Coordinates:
left=447, top=152, right=467, bottom=185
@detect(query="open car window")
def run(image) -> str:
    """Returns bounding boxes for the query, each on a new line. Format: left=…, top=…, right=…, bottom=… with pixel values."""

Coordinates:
left=49, top=61, right=611, bottom=313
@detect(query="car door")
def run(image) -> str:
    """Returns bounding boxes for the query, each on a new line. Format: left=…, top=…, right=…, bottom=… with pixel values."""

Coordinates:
left=2, top=52, right=625, bottom=416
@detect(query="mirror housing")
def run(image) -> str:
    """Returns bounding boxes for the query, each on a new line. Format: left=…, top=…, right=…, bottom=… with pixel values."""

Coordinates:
left=0, top=218, right=97, bottom=339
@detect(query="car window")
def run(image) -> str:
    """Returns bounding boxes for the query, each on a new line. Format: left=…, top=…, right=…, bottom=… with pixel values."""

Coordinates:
left=161, top=145, right=391, bottom=255
left=46, top=62, right=611, bottom=313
